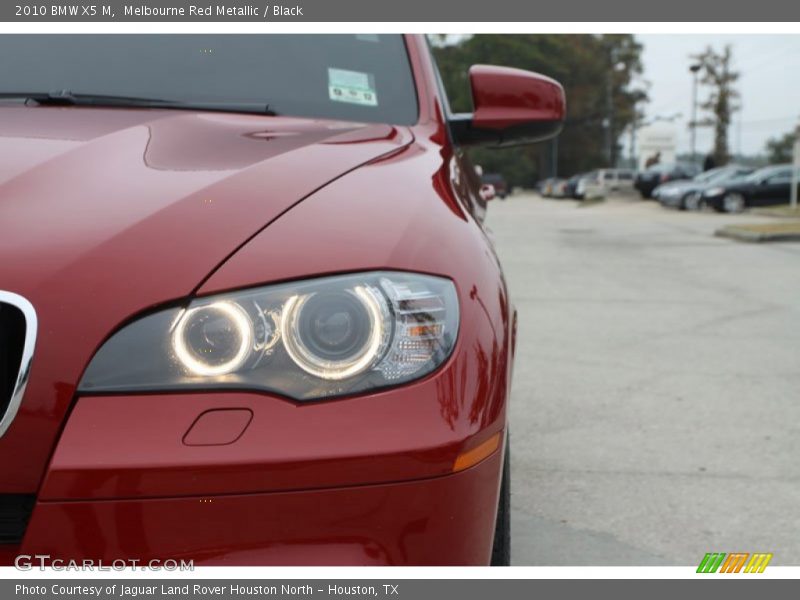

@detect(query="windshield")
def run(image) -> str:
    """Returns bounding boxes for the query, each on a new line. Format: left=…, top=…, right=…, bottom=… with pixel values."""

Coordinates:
left=0, top=35, right=418, bottom=125
left=745, top=166, right=789, bottom=182
left=697, top=166, right=750, bottom=184
left=694, top=167, right=728, bottom=183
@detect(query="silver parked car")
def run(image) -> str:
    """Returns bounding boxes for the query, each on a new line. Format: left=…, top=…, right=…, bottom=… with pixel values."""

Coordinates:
left=579, top=169, right=636, bottom=199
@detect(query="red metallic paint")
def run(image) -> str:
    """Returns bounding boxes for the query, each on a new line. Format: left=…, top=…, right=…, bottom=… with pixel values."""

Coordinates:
left=470, top=64, right=566, bottom=130
left=0, top=35, right=561, bottom=565
left=182, top=408, right=254, bottom=447
left=24, top=452, right=503, bottom=566
left=0, top=110, right=410, bottom=493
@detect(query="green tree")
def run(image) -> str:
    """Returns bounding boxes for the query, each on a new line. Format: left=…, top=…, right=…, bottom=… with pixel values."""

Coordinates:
left=431, top=34, right=647, bottom=186
left=691, top=45, right=740, bottom=165
left=765, top=131, right=796, bottom=164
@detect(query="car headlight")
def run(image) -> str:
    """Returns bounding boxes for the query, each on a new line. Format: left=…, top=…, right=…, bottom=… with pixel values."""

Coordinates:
left=79, top=272, right=459, bottom=401
left=704, top=187, right=725, bottom=197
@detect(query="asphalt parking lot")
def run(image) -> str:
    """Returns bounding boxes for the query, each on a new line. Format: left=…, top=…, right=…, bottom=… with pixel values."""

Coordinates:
left=487, top=193, right=800, bottom=566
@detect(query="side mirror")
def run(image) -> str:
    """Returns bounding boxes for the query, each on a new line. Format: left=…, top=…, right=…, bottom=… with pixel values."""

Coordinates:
left=450, top=65, right=566, bottom=148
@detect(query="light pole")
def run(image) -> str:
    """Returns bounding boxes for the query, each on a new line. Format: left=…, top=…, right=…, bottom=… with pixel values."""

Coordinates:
left=605, top=66, right=614, bottom=166
left=689, top=63, right=702, bottom=165
left=792, top=123, right=799, bottom=210
left=605, top=56, right=627, bottom=168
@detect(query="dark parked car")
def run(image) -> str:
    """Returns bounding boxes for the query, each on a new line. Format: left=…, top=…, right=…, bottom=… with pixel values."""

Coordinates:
left=481, top=172, right=509, bottom=199
left=635, top=162, right=701, bottom=199
left=655, top=165, right=754, bottom=210
left=701, top=164, right=800, bottom=213
left=564, top=172, right=589, bottom=199
left=564, top=173, right=585, bottom=199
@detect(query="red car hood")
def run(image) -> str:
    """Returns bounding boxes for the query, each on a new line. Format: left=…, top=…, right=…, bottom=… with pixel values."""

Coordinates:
left=0, top=105, right=411, bottom=492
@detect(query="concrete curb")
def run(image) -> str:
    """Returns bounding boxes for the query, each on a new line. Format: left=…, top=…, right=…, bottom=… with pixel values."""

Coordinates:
left=715, top=226, right=800, bottom=243
left=749, top=207, right=800, bottom=219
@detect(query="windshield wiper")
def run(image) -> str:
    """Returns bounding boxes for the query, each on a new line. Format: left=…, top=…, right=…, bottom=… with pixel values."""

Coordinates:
left=0, top=90, right=276, bottom=116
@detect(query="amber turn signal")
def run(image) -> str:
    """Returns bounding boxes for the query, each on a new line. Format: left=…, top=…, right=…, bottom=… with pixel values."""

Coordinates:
left=453, top=432, right=502, bottom=473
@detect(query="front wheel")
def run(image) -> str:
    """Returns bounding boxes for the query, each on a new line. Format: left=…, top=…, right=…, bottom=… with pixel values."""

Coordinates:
left=684, top=192, right=705, bottom=212
left=490, top=436, right=511, bottom=566
left=722, top=192, right=746, bottom=213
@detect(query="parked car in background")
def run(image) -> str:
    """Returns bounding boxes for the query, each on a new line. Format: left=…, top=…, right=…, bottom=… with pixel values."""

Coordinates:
left=700, top=164, right=800, bottom=213
left=574, top=171, right=598, bottom=199
left=655, top=165, right=754, bottom=210
left=550, top=179, right=570, bottom=198
left=635, top=162, right=700, bottom=198
left=564, top=172, right=590, bottom=199
left=581, top=168, right=635, bottom=199
left=481, top=172, right=509, bottom=199
left=536, top=178, right=554, bottom=196
left=539, top=177, right=566, bottom=198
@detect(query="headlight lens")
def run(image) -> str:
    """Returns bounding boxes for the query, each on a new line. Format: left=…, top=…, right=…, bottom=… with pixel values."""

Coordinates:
left=281, top=287, right=390, bottom=381
left=172, top=301, right=254, bottom=377
left=79, top=272, right=459, bottom=400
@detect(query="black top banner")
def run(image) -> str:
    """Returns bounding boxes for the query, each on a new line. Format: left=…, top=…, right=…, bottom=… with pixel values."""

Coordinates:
left=2, top=0, right=798, bottom=22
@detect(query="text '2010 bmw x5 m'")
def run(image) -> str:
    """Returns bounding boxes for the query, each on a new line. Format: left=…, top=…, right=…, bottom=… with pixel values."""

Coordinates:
left=0, top=35, right=564, bottom=566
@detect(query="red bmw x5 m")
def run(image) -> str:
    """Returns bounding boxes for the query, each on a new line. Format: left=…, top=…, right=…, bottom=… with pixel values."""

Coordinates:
left=0, top=34, right=564, bottom=566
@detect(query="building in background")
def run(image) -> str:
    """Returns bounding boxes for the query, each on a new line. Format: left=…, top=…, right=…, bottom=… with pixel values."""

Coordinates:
left=636, top=123, right=678, bottom=170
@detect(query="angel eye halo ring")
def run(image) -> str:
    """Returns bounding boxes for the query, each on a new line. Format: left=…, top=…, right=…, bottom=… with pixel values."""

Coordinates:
left=172, top=301, right=254, bottom=377
left=280, top=285, right=390, bottom=380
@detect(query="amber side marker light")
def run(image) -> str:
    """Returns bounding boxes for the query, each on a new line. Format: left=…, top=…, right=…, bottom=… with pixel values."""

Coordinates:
left=453, top=432, right=502, bottom=473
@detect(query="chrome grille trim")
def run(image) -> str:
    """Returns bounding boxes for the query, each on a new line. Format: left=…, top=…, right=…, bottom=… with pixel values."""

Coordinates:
left=0, top=291, right=37, bottom=439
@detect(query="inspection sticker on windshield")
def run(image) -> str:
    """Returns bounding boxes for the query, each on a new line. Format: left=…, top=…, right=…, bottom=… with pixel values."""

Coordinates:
left=328, top=68, right=378, bottom=107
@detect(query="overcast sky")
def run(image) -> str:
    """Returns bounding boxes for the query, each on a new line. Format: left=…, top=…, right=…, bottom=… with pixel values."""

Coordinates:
left=636, top=34, right=800, bottom=156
